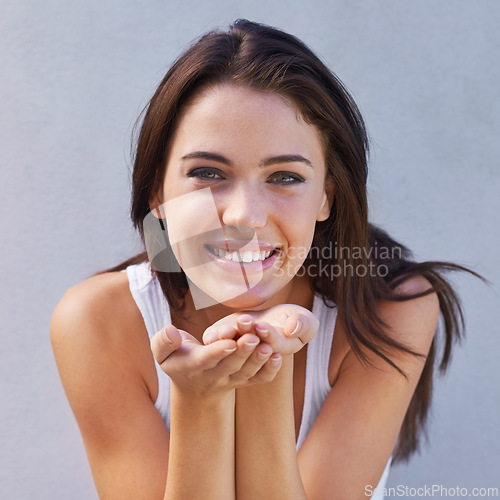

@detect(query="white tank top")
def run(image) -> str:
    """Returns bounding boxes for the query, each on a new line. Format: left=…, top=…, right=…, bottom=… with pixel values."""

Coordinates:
left=126, top=262, right=390, bottom=496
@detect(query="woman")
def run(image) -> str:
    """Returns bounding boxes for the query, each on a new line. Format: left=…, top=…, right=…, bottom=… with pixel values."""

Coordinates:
left=51, top=20, right=474, bottom=499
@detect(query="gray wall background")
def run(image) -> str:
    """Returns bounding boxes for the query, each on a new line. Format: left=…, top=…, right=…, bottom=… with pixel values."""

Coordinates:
left=1, top=0, right=498, bottom=498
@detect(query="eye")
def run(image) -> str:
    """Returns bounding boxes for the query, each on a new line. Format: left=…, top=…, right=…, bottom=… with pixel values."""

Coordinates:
left=187, top=167, right=224, bottom=181
left=269, top=172, right=305, bottom=184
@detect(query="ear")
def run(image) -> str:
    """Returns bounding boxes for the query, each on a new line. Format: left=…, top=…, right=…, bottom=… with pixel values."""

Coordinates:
left=316, top=179, right=334, bottom=222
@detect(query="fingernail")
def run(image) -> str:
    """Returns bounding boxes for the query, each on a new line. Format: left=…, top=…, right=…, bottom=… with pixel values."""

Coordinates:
left=255, top=325, right=268, bottom=337
left=244, top=340, right=259, bottom=351
left=256, top=350, right=270, bottom=360
left=163, top=327, right=173, bottom=344
left=204, top=329, right=218, bottom=344
left=239, top=319, right=253, bottom=326
left=224, top=347, right=237, bottom=354
left=289, top=320, right=302, bottom=336
left=270, top=353, right=281, bottom=366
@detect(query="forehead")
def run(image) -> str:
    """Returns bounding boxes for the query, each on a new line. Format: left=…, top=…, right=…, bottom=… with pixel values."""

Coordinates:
left=184, top=83, right=298, bottom=121
left=169, top=83, right=325, bottom=162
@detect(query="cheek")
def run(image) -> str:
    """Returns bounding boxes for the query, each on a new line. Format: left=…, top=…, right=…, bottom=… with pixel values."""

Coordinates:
left=163, top=188, right=220, bottom=240
left=272, top=193, right=323, bottom=231
left=277, top=206, right=317, bottom=255
left=275, top=217, right=316, bottom=282
left=256, top=184, right=322, bottom=225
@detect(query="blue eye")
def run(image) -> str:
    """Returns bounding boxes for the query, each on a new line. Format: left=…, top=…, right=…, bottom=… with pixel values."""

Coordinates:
left=187, top=168, right=224, bottom=180
left=270, top=172, right=305, bottom=184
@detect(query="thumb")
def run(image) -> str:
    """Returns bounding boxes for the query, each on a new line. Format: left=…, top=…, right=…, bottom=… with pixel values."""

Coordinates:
left=283, top=311, right=319, bottom=345
left=151, top=324, right=182, bottom=365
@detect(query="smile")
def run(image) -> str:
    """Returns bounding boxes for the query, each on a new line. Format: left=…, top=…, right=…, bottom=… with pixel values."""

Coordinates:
left=204, top=244, right=278, bottom=263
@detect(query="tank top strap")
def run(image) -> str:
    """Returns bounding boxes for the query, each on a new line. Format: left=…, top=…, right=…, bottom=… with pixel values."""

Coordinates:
left=126, top=262, right=172, bottom=429
left=296, top=294, right=337, bottom=450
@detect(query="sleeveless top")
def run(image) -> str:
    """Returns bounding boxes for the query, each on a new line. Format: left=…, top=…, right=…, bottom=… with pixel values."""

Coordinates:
left=126, top=262, right=391, bottom=497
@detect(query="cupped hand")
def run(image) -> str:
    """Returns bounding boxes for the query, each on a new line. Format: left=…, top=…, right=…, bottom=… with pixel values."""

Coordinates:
left=150, top=325, right=282, bottom=396
left=203, top=304, right=319, bottom=356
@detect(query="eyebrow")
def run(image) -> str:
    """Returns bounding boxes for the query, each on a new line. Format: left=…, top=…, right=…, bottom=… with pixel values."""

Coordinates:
left=180, top=151, right=313, bottom=168
left=181, top=151, right=231, bottom=165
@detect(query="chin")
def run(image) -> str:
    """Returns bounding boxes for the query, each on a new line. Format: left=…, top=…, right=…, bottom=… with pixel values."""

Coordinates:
left=188, top=277, right=290, bottom=311
left=219, top=291, right=272, bottom=311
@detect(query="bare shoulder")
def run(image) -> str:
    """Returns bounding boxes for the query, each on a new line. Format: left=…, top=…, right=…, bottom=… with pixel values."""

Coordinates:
left=51, top=271, right=137, bottom=333
left=50, top=271, right=156, bottom=406
left=378, top=274, right=440, bottom=355
left=51, top=271, right=146, bottom=347
left=329, top=275, right=439, bottom=383
left=349, top=273, right=439, bottom=374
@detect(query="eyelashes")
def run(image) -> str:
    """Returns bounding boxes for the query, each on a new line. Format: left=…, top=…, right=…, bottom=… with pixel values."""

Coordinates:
left=187, top=167, right=305, bottom=185
left=187, top=168, right=224, bottom=180
left=271, top=172, right=304, bottom=184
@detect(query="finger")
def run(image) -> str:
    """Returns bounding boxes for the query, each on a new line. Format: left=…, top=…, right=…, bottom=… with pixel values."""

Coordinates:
left=254, top=320, right=305, bottom=355
left=195, top=339, right=239, bottom=369
left=215, top=333, right=260, bottom=374
left=203, top=324, right=239, bottom=345
left=230, top=342, right=273, bottom=381
left=283, top=313, right=301, bottom=337
left=150, top=325, right=182, bottom=364
left=235, top=314, right=255, bottom=335
left=156, top=336, right=238, bottom=376
left=248, top=353, right=283, bottom=384
left=254, top=322, right=270, bottom=340
left=253, top=321, right=282, bottom=348
left=283, top=312, right=319, bottom=345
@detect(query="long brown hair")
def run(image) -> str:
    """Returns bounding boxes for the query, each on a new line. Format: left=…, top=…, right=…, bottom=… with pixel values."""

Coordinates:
left=107, top=20, right=481, bottom=462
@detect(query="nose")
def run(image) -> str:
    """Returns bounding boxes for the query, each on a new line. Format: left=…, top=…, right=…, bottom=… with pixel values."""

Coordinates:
left=220, top=182, right=268, bottom=229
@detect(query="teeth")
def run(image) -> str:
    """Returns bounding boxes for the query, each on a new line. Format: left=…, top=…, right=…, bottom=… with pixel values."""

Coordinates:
left=242, top=251, right=253, bottom=263
left=209, top=245, right=275, bottom=262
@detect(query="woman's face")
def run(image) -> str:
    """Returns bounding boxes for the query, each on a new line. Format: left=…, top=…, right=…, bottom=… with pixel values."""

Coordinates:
left=154, top=84, right=331, bottom=309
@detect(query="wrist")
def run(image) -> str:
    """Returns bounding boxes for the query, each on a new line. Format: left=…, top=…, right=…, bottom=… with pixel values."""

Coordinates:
left=171, top=381, right=235, bottom=408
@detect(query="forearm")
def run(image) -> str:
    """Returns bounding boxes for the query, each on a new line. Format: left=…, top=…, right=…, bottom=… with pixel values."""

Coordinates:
left=235, top=355, right=306, bottom=500
left=165, top=384, right=236, bottom=500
